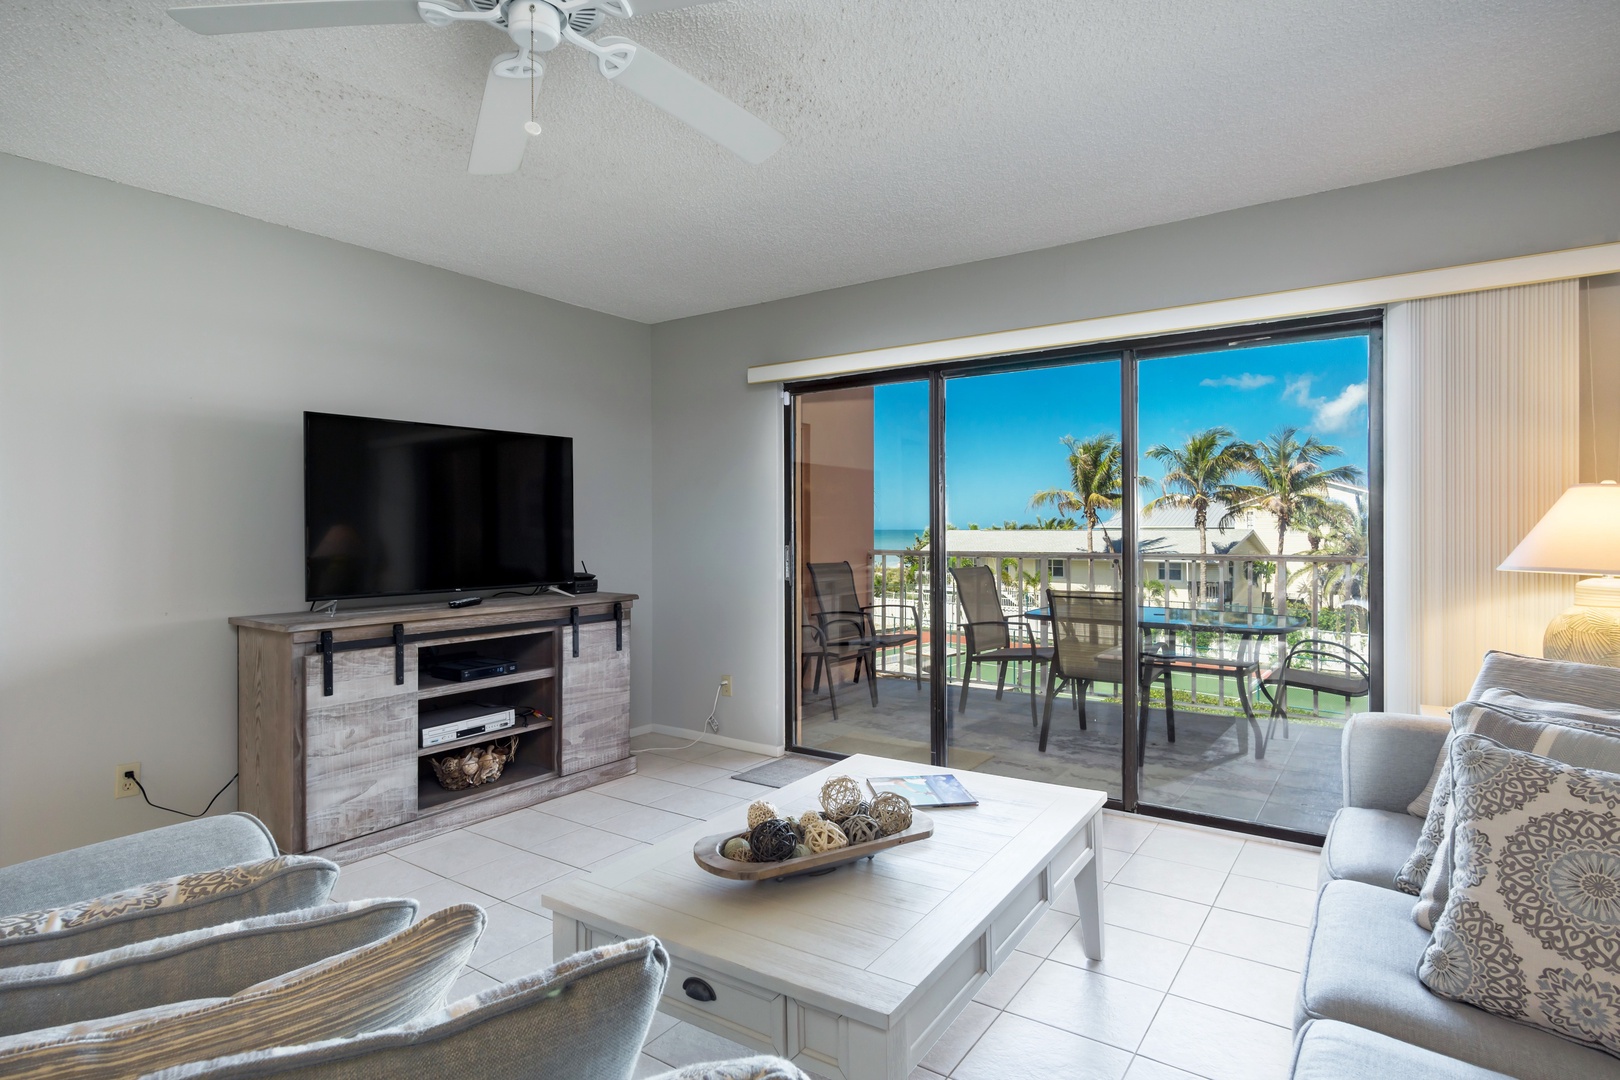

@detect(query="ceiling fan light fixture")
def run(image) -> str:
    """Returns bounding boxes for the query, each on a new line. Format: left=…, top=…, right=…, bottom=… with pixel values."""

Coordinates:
left=524, top=120, right=543, bottom=135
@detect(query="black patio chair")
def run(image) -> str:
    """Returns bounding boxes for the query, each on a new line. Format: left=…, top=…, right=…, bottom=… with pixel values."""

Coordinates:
left=1257, top=638, right=1371, bottom=744
left=1040, top=589, right=1125, bottom=753
left=807, top=561, right=921, bottom=716
left=950, top=564, right=1053, bottom=728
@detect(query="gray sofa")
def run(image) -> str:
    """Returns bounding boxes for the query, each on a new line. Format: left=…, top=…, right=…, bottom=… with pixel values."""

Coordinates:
left=0, top=813, right=806, bottom=1080
left=1298, top=651, right=1620, bottom=1079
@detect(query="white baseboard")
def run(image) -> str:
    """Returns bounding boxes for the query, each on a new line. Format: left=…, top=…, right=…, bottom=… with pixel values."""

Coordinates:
left=628, top=724, right=784, bottom=759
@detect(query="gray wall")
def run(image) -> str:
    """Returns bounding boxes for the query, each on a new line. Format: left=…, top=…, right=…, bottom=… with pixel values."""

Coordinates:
left=0, top=153, right=652, bottom=864
left=649, top=131, right=1620, bottom=750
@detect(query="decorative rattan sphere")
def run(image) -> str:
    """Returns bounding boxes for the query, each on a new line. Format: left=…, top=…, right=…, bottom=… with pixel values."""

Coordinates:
left=721, top=837, right=752, bottom=862
left=750, top=819, right=799, bottom=862
left=803, top=817, right=848, bottom=854
left=842, top=813, right=881, bottom=845
left=798, top=809, right=824, bottom=831
left=746, top=799, right=781, bottom=829
left=870, top=792, right=913, bottom=835
left=819, top=775, right=864, bottom=821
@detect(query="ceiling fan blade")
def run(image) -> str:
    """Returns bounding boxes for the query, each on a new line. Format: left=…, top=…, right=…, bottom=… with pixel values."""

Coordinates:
left=620, top=0, right=726, bottom=14
left=167, top=1, right=426, bottom=35
left=597, top=36, right=783, bottom=164
left=468, top=53, right=537, bottom=175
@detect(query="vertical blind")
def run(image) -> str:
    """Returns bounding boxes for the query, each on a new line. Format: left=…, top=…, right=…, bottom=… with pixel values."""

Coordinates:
left=1385, top=280, right=1581, bottom=710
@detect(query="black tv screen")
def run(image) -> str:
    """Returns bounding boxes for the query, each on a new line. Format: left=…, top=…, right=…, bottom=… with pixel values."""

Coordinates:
left=304, top=412, right=574, bottom=601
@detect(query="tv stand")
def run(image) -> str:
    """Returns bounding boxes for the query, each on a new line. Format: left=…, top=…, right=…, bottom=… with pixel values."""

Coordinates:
left=229, top=592, right=637, bottom=859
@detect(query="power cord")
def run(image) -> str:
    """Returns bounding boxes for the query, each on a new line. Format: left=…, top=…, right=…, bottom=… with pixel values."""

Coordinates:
left=126, top=771, right=238, bottom=819
left=633, top=683, right=724, bottom=752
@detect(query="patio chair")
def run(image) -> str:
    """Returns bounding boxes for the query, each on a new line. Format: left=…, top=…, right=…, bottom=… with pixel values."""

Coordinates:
left=951, top=564, right=1053, bottom=727
left=807, top=561, right=921, bottom=715
left=1040, top=589, right=1124, bottom=753
left=1257, top=638, right=1370, bottom=744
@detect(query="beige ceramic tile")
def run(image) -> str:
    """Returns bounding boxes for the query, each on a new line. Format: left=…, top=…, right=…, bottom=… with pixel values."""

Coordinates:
left=1111, top=853, right=1227, bottom=905
left=1013, top=907, right=1080, bottom=958
left=1134, top=826, right=1246, bottom=873
left=1102, top=884, right=1210, bottom=944
left=973, top=948, right=1043, bottom=1010
left=1049, top=923, right=1191, bottom=992
left=392, top=830, right=530, bottom=878
left=1100, top=813, right=1157, bottom=853
left=1168, top=948, right=1300, bottom=1026
left=1193, top=908, right=1310, bottom=972
left=468, top=901, right=553, bottom=968
left=1231, top=841, right=1321, bottom=890
left=454, top=848, right=576, bottom=900
left=1136, top=997, right=1294, bottom=1080
left=1213, top=874, right=1317, bottom=927
left=953, top=1012, right=1134, bottom=1080
left=1006, top=961, right=1166, bottom=1052
left=917, top=1000, right=998, bottom=1075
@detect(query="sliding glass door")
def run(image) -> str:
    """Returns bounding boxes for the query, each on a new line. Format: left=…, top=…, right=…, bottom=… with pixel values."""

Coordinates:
left=1133, top=332, right=1376, bottom=835
left=942, top=358, right=1126, bottom=801
left=785, top=316, right=1380, bottom=840
left=791, top=379, right=935, bottom=761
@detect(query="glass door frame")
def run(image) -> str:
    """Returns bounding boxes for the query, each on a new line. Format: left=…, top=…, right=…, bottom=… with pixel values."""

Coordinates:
left=782, top=310, right=1384, bottom=844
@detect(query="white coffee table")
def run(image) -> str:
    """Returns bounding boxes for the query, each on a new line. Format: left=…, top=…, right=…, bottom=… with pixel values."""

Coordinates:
left=544, top=754, right=1106, bottom=1080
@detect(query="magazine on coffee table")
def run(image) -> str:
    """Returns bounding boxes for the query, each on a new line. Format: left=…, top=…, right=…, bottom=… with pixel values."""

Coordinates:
left=866, top=774, right=979, bottom=808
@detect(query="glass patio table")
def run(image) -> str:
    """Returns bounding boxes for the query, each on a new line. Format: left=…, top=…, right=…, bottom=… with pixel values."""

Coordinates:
left=1025, top=604, right=1309, bottom=759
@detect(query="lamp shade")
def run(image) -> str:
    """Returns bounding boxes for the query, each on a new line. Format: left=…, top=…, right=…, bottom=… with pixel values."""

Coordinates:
left=1500, top=482, right=1620, bottom=575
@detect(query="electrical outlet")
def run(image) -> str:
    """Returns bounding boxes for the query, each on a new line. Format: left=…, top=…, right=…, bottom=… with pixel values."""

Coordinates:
left=719, top=675, right=733, bottom=698
left=115, top=763, right=141, bottom=800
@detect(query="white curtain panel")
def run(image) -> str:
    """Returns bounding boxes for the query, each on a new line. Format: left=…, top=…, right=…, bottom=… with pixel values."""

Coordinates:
left=1384, top=280, right=1581, bottom=711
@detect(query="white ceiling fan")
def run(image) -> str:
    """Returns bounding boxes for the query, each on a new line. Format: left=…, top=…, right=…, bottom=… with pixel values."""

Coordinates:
left=166, top=0, right=785, bottom=173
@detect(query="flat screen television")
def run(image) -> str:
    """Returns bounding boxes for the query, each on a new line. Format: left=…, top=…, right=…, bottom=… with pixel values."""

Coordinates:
left=304, top=412, right=574, bottom=602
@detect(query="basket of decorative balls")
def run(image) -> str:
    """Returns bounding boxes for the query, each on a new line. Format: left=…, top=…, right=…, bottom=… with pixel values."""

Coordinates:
left=692, top=774, right=933, bottom=882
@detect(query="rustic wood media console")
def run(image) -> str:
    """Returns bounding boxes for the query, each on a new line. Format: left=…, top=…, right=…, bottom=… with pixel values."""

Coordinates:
left=230, top=592, right=636, bottom=858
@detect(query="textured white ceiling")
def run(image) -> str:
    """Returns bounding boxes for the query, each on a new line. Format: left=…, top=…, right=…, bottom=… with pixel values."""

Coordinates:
left=3, top=1, right=1620, bottom=323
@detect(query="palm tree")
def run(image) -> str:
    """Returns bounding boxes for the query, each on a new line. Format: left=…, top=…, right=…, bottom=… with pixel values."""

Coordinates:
left=1029, top=434, right=1122, bottom=552
left=1140, top=427, right=1250, bottom=606
left=1225, top=428, right=1364, bottom=614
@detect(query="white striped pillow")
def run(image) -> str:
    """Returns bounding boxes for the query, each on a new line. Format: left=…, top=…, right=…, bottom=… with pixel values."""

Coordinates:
left=0, top=904, right=485, bottom=1080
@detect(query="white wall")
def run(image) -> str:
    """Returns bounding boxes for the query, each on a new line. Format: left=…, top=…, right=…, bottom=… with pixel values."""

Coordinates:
left=0, top=153, right=652, bottom=864
left=649, top=131, right=1620, bottom=750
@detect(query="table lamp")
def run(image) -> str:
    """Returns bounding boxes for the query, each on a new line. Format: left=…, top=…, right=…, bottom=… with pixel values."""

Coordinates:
left=1499, top=481, right=1620, bottom=666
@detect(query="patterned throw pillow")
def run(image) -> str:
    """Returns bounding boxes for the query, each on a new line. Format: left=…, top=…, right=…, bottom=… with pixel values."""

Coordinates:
left=0, top=904, right=485, bottom=1080
left=1396, top=698, right=1620, bottom=904
left=1418, top=734, right=1620, bottom=1056
left=0, top=856, right=339, bottom=967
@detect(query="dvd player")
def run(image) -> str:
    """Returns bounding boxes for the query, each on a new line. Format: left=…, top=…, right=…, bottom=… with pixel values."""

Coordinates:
left=419, top=703, right=516, bottom=749
left=426, top=656, right=519, bottom=682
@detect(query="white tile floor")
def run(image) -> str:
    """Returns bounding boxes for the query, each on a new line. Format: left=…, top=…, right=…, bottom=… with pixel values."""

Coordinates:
left=329, top=737, right=1321, bottom=1080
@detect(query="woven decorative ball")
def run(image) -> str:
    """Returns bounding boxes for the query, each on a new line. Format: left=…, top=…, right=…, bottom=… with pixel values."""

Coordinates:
left=791, top=843, right=811, bottom=860
left=851, top=800, right=871, bottom=820
left=721, top=837, right=752, bottom=862
left=797, top=810, right=825, bottom=831
left=746, top=799, right=781, bottom=829
left=750, top=819, right=799, bottom=862
left=803, top=817, right=848, bottom=854
left=842, top=813, right=881, bottom=845
left=870, top=792, right=913, bottom=835
left=819, top=775, right=864, bottom=822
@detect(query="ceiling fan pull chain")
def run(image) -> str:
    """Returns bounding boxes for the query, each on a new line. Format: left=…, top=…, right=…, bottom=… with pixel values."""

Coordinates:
left=525, top=9, right=542, bottom=137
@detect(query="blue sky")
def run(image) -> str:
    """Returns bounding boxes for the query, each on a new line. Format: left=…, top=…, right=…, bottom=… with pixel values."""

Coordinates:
left=872, top=335, right=1370, bottom=532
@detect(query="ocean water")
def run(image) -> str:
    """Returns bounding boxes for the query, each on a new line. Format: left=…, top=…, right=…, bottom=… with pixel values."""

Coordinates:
left=874, top=528, right=926, bottom=550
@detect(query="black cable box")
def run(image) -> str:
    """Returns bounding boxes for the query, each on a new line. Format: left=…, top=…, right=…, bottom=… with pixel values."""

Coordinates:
left=427, top=656, right=519, bottom=682
left=562, top=573, right=598, bottom=595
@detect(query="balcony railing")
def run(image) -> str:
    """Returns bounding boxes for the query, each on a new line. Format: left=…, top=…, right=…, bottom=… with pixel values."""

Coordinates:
left=857, top=547, right=1369, bottom=717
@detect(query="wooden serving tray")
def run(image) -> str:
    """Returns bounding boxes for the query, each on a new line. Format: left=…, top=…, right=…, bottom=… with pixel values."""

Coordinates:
left=693, top=811, right=934, bottom=882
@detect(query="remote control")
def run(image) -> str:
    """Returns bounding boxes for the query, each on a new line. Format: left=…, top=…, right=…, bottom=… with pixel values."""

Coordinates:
left=448, top=596, right=483, bottom=609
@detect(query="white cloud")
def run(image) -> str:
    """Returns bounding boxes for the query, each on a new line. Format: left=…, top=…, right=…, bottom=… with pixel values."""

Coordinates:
left=1281, top=375, right=1367, bottom=432
left=1199, top=373, right=1275, bottom=390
